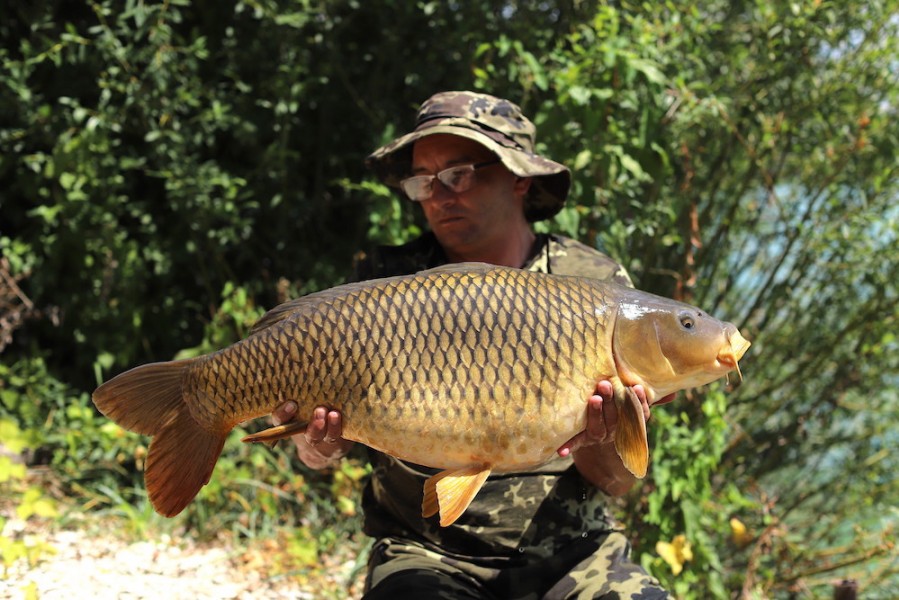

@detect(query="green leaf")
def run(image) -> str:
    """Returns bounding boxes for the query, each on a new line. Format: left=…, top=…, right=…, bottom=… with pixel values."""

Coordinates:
left=0, top=456, right=27, bottom=483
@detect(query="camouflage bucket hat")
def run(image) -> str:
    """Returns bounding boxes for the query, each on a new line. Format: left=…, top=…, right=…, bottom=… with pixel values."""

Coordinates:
left=366, top=91, right=570, bottom=222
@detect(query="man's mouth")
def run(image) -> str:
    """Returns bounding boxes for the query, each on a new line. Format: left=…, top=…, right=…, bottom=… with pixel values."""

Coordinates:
left=436, top=215, right=465, bottom=225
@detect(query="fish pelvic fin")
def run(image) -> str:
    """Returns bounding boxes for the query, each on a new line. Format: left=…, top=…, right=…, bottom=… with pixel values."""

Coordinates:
left=92, top=359, right=227, bottom=517
left=614, top=386, right=650, bottom=478
left=242, top=421, right=308, bottom=445
left=422, top=466, right=491, bottom=527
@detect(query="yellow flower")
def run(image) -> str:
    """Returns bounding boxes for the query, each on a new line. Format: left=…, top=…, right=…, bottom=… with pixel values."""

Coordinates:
left=656, top=534, right=693, bottom=575
left=730, top=517, right=753, bottom=547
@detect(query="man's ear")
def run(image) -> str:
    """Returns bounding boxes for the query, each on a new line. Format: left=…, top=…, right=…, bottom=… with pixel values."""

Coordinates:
left=513, top=176, right=533, bottom=198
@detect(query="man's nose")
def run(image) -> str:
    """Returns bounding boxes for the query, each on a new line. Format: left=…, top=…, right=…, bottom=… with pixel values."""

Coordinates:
left=427, top=180, right=458, bottom=204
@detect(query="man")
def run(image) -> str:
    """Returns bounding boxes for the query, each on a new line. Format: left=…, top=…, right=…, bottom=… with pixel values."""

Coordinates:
left=273, top=91, right=669, bottom=598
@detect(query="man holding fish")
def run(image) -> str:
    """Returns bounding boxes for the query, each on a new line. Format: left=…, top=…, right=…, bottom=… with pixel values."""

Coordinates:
left=94, top=90, right=749, bottom=594
left=95, top=91, right=748, bottom=595
left=272, top=92, right=672, bottom=598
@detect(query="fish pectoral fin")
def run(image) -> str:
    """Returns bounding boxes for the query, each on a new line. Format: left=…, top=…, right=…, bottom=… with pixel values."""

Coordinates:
left=242, top=421, right=308, bottom=444
left=614, top=386, right=649, bottom=478
left=422, top=466, right=492, bottom=527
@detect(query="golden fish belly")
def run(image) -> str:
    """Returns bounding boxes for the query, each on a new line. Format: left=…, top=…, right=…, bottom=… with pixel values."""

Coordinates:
left=344, top=378, right=592, bottom=471
left=186, top=266, right=615, bottom=465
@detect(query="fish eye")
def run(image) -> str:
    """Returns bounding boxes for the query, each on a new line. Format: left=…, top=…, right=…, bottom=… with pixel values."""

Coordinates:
left=679, top=313, right=696, bottom=330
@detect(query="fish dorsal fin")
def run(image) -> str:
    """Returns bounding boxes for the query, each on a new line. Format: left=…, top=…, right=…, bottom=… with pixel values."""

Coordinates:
left=251, top=263, right=503, bottom=335
left=249, top=287, right=353, bottom=335
left=249, top=277, right=399, bottom=335
left=614, top=386, right=650, bottom=478
left=249, top=297, right=315, bottom=334
left=422, top=466, right=492, bottom=527
left=416, top=262, right=499, bottom=277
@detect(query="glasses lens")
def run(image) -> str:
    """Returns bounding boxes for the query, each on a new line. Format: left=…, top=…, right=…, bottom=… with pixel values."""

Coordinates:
left=400, top=175, right=433, bottom=201
left=400, top=163, right=485, bottom=201
left=437, top=165, right=476, bottom=193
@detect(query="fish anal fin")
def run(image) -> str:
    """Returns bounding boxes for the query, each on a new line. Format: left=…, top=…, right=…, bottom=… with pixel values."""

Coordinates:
left=422, top=466, right=491, bottom=527
left=422, top=478, right=440, bottom=519
left=242, top=421, right=308, bottom=444
left=614, top=386, right=649, bottom=478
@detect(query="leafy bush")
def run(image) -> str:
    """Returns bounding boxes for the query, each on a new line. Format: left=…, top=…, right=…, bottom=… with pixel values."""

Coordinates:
left=0, top=419, right=58, bottom=577
left=2, top=1, right=897, bottom=596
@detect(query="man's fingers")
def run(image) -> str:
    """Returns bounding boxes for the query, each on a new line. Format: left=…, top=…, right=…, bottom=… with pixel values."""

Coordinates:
left=323, top=410, right=342, bottom=443
left=632, top=385, right=651, bottom=421
left=565, top=380, right=653, bottom=455
left=304, top=407, right=329, bottom=445
left=557, top=432, right=583, bottom=457
left=585, top=394, right=609, bottom=438
left=595, top=379, right=613, bottom=399
left=272, top=401, right=298, bottom=426
left=305, top=407, right=346, bottom=446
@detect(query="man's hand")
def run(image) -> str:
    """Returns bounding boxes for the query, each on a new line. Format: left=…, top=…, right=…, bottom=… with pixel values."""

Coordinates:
left=272, top=402, right=354, bottom=470
left=560, top=381, right=654, bottom=496
left=557, top=381, right=651, bottom=456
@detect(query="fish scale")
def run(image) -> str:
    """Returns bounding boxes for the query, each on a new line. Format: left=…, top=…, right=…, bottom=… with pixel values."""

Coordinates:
left=92, top=262, right=750, bottom=524
left=228, top=269, right=589, bottom=462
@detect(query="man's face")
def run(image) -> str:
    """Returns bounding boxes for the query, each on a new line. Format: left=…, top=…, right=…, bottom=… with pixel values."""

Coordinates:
left=410, top=134, right=530, bottom=260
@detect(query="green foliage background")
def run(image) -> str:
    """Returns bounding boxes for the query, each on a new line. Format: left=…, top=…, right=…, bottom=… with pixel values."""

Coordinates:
left=2, top=1, right=897, bottom=597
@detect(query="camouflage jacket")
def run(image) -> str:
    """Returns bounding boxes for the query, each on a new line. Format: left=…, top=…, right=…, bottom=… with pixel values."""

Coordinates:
left=353, top=232, right=633, bottom=560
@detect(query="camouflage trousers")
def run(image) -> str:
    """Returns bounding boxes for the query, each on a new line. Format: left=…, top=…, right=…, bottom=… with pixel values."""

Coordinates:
left=363, top=532, right=669, bottom=600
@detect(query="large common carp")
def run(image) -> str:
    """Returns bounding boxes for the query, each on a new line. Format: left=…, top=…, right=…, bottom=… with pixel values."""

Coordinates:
left=93, top=263, right=750, bottom=526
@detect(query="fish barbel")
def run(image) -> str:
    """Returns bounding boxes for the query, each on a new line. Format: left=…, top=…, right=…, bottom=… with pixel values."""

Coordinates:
left=92, top=263, right=750, bottom=526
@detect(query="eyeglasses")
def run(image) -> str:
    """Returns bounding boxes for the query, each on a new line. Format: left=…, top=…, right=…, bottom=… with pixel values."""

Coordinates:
left=399, top=159, right=501, bottom=202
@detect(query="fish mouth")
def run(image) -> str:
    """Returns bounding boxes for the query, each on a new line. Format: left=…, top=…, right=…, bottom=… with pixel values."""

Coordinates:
left=717, top=330, right=751, bottom=382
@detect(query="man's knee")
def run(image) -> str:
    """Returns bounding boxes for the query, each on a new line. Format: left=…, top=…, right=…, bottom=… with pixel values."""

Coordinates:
left=365, top=567, right=485, bottom=600
left=364, top=539, right=489, bottom=600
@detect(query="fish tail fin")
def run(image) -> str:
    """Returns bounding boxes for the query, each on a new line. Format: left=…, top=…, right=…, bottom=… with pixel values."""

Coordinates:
left=614, top=386, right=649, bottom=478
left=92, top=360, right=228, bottom=517
left=145, top=404, right=227, bottom=517
left=93, top=360, right=193, bottom=436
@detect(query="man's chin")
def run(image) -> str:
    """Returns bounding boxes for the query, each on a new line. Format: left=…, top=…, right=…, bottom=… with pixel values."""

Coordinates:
left=433, top=223, right=476, bottom=248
